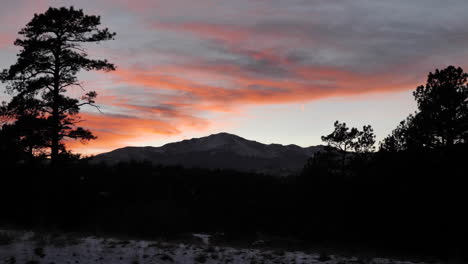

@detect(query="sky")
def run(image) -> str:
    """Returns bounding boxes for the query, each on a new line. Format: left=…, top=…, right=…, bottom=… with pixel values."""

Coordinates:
left=1, top=0, right=468, bottom=155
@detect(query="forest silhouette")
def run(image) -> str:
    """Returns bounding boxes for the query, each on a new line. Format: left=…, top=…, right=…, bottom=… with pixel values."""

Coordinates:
left=1, top=6, right=467, bottom=262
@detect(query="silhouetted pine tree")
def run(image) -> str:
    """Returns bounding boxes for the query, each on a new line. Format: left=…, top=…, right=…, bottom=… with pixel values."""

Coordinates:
left=381, top=66, right=468, bottom=151
left=0, top=6, right=115, bottom=163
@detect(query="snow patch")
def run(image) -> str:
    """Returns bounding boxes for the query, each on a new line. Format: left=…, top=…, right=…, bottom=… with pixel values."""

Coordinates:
left=0, top=230, right=437, bottom=264
left=192, top=233, right=211, bottom=245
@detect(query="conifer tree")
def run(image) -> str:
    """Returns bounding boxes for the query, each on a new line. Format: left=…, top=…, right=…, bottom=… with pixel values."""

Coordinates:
left=1, top=6, right=116, bottom=163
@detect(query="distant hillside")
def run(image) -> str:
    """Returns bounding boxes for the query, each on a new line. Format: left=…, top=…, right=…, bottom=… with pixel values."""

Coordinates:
left=92, top=132, right=325, bottom=175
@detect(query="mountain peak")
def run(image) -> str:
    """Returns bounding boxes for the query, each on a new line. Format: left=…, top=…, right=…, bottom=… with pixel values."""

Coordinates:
left=204, top=132, right=245, bottom=141
left=165, top=132, right=253, bottom=154
left=208, top=132, right=238, bottom=137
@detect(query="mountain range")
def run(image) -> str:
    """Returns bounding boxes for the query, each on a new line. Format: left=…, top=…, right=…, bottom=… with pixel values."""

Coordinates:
left=92, top=132, right=325, bottom=176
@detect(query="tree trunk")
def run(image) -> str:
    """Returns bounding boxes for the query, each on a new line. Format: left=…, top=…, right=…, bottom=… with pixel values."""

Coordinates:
left=51, top=90, right=59, bottom=164
left=51, top=89, right=60, bottom=164
left=51, top=46, right=61, bottom=165
left=341, top=146, right=347, bottom=173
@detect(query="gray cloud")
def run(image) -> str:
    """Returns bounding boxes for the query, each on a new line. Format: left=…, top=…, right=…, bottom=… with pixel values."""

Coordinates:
left=118, top=0, right=468, bottom=81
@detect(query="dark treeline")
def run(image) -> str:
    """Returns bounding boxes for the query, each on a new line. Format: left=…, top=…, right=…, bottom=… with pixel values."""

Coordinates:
left=299, top=144, right=467, bottom=258
left=0, top=146, right=466, bottom=260
left=0, top=162, right=297, bottom=240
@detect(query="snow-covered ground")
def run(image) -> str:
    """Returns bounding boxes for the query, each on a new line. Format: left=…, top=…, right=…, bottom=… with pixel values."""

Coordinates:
left=0, top=230, right=436, bottom=264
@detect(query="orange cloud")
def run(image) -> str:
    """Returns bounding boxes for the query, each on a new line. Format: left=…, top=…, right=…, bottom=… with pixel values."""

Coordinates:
left=111, top=62, right=419, bottom=110
left=66, top=112, right=210, bottom=155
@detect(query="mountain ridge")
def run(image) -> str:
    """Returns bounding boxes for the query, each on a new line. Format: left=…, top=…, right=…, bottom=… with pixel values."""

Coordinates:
left=92, top=132, right=325, bottom=175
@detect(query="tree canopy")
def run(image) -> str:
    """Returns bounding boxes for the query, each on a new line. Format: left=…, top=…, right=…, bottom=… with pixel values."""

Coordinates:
left=0, top=6, right=116, bottom=163
left=381, top=66, right=468, bottom=151
left=321, top=121, right=376, bottom=154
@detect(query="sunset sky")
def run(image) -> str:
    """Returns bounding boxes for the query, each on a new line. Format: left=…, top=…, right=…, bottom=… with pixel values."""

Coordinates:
left=2, top=0, right=468, bottom=154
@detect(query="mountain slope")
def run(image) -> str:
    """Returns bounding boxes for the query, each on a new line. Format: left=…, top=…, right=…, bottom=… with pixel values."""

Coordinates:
left=92, top=132, right=325, bottom=175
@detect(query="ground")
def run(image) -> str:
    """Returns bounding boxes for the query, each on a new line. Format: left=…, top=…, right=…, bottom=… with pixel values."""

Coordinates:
left=0, top=230, right=437, bottom=264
